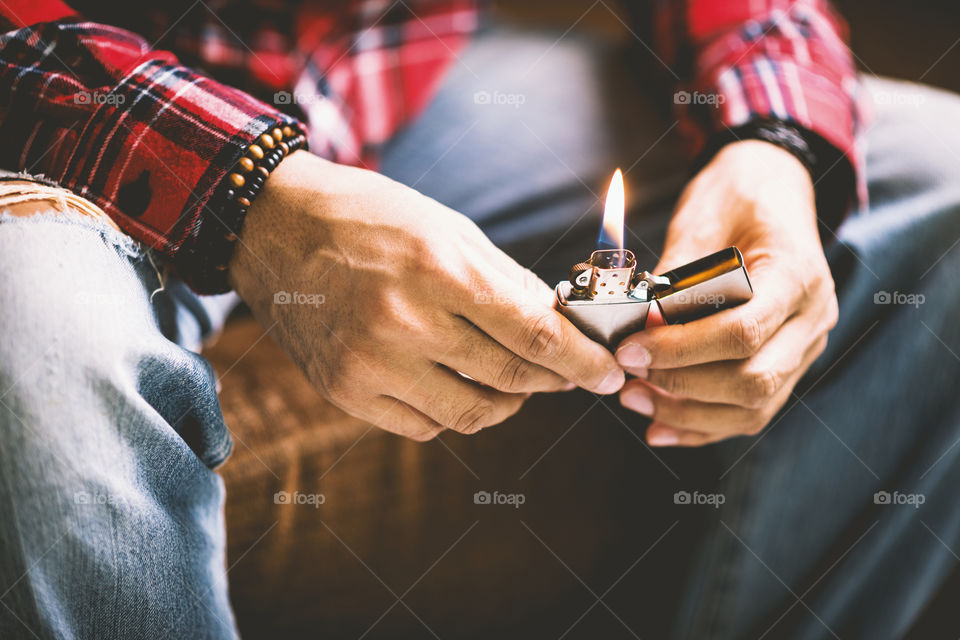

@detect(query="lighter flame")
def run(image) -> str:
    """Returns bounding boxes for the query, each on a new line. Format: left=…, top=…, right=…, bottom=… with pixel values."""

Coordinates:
left=601, top=169, right=625, bottom=252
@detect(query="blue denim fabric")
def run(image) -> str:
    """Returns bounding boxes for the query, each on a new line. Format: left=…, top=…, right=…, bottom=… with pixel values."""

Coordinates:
left=0, top=211, right=237, bottom=638
left=2, top=25, right=960, bottom=639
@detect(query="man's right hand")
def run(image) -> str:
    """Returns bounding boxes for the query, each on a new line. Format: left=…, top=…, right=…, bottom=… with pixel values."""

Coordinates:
left=229, top=151, right=624, bottom=440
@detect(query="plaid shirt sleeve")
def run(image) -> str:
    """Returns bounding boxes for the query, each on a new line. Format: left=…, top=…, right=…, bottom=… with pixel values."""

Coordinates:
left=648, top=0, right=864, bottom=205
left=286, top=1, right=479, bottom=168
left=0, top=0, right=301, bottom=290
left=0, top=0, right=478, bottom=292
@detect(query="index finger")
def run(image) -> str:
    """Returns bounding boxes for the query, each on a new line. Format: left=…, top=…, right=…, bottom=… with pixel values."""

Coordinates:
left=614, top=266, right=798, bottom=370
left=462, top=275, right=624, bottom=395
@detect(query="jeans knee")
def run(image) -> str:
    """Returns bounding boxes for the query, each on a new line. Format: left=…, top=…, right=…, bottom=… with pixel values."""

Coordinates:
left=0, top=188, right=152, bottom=371
left=0, top=182, right=231, bottom=468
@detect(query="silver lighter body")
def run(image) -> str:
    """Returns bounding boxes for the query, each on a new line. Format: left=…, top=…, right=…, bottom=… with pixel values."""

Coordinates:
left=556, top=247, right=754, bottom=348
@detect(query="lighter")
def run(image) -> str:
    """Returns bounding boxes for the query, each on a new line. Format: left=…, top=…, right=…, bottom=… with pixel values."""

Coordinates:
left=554, top=169, right=753, bottom=348
left=555, top=246, right=754, bottom=348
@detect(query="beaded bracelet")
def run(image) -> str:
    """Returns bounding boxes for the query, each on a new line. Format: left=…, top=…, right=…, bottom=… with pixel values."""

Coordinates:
left=182, top=123, right=307, bottom=293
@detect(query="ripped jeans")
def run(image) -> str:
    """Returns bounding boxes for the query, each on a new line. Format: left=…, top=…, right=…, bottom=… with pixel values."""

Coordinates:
left=0, top=174, right=240, bottom=637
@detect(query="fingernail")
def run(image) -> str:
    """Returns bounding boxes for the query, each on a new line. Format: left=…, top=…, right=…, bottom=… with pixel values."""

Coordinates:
left=621, top=387, right=654, bottom=416
left=562, top=381, right=577, bottom=391
left=616, top=344, right=651, bottom=369
left=627, top=366, right=648, bottom=379
left=597, top=368, right=625, bottom=395
left=648, top=429, right=679, bottom=446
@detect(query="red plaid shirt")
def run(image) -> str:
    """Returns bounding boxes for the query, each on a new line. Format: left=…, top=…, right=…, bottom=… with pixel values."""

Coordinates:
left=0, top=0, right=860, bottom=291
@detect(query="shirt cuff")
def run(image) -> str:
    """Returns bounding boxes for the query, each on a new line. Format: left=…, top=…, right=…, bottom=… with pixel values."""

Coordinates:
left=676, top=56, right=865, bottom=230
left=58, top=58, right=303, bottom=265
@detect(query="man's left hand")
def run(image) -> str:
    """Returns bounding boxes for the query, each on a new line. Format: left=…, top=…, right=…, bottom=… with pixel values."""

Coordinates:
left=615, top=140, right=839, bottom=446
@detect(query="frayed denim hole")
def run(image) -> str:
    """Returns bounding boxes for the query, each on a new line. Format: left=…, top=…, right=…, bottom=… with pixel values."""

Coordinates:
left=0, top=210, right=144, bottom=259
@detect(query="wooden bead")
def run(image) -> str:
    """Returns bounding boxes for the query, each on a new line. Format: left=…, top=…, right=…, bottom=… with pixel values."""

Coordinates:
left=228, top=173, right=245, bottom=188
left=256, top=166, right=269, bottom=179
left=248, top=144, right=264, bottom=160
left=237, top=197, right=251, bottom=208
left=278, top=141, right=289, bottom=154
left=259, top=133, right=275, bottom=149
left=224, top=232, right=238, bottom=242
left=237, top=157, right=254, bottom=172
left=216, top=263, right=228, bottom=271
left=282, top=126, right=294, bottom=139
left=272, top=127, right=283, bottom=142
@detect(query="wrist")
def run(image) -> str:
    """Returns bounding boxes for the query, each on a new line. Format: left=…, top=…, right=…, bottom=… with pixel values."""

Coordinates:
left=175, top=123, right=307, bottom=294
left=708, top=139, right=818, bottom=236
left=227, top=149, right=315, bottom=314
left=698, top=119, right=855, bottom=235
left=715, top=139, right=813, bottom=186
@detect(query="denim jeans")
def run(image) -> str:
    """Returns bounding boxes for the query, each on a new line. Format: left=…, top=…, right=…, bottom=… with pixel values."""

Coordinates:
left=2, top=27, right=960, bottom=639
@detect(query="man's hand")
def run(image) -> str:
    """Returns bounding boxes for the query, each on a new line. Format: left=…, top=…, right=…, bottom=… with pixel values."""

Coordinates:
left=229, top=151, right=624, bottom=440
left=615, top=140, right=838, bottom=446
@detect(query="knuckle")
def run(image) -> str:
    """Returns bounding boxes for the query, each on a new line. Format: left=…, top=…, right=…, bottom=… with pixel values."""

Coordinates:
left=742, top=369, right=780, bottom=408
left=730, top=315, right=764, bottom=357
left=661, top=336, right=688, bottom=366
left=824, top=292, right=840, bottom=331
left=521, top=312, right=566, bottom=361
left=494, top=355, right=533, bottom=392
left=651, top=371, right=687, bottom=397
left=451, top=397, right=496, bottom=434
left=814, top=335, right=829, bottom=358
